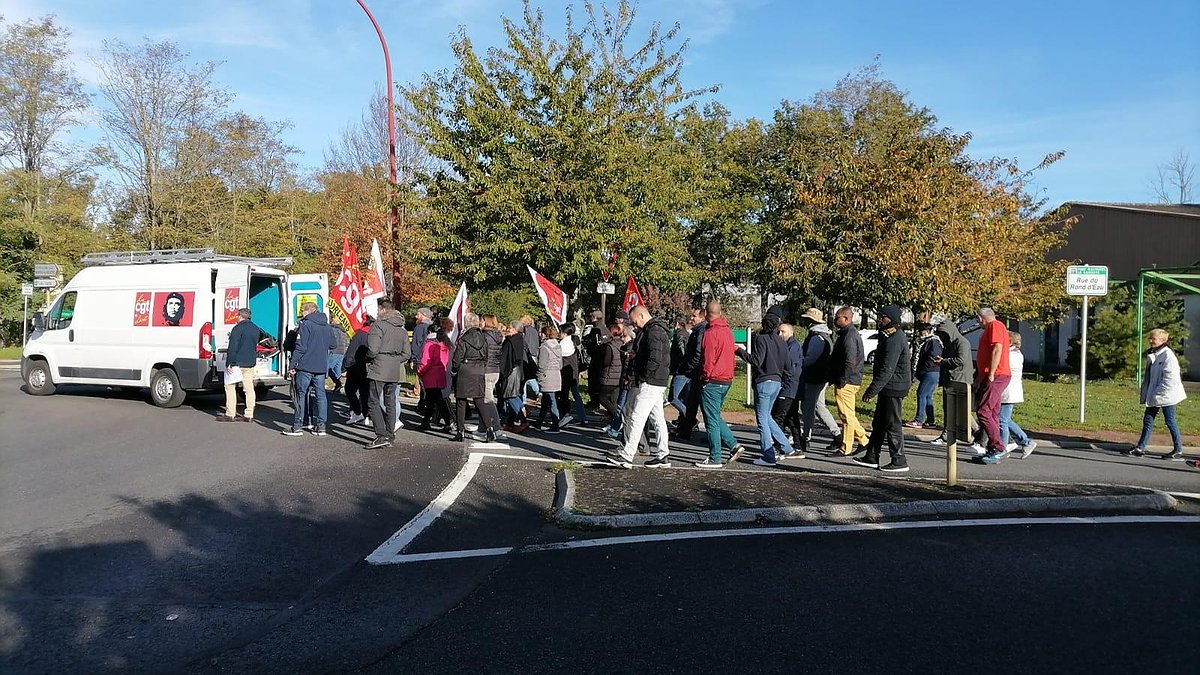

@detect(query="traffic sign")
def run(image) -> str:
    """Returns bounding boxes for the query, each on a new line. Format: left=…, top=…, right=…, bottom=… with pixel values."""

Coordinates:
left=596, top=282, right=616, bottom=295
left=33, top=263, right=60, bottom=278
left=33, top=278, right=57, bottom=288
left=21, top=283, right=34, bottom=297
left=1066, top=265, right=1108, bottom=296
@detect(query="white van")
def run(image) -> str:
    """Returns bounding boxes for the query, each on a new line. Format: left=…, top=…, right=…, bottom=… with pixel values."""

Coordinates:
left=21, top=249, right=327, bottom=408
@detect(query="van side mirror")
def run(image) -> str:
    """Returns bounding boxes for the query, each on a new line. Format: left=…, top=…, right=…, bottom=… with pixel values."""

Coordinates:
left=31, top=312, right=45, bottom=332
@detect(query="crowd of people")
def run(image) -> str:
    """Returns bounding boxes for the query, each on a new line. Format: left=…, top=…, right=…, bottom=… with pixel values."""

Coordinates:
left=216, top=296, right=1190, bottom=468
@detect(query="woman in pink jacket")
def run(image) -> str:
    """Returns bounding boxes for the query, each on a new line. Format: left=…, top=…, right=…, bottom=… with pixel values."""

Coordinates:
left=417, top=325, right=454, bottom=432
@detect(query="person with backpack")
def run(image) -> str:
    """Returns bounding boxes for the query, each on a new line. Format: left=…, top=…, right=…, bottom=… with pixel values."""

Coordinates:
left=363, top=300, right=411, bottom=449
left=905, top=322, right=943, bottom=430
left=283, top=302, right=337, bottom=437
left=797, top=308, right=842, bottom=448
left=557, top=323, right=588, bottom=427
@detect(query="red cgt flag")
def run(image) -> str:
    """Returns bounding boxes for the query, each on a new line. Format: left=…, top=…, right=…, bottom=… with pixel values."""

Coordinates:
left=331, top=236, right=367, bottom=331
left=622, top=274, right=643, bottom=312
left=527, top=265, right=568, bottom=325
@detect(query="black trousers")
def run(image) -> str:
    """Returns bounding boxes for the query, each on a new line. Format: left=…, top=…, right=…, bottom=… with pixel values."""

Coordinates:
left=866, top=394, right=905, bottom=458
left=772, top=396, right=803, bottom=445
left=369, top=380, right=397, bottom=441
left=594, top=385, right=620, bottom=421
left=422, top=388, right=454, bottom=428
left=457, top=397, right=500, bottom=434
left=345, top=373, right=370, bottom=416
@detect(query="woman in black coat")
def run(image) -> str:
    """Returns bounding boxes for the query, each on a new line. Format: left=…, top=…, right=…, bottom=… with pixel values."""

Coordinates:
left=453, top=313, right=501, bottom=442
left=499, top=319, right=529, bottom=431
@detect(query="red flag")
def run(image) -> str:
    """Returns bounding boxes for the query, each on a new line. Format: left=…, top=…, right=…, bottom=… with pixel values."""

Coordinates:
left=331, top=236, right=367, bottom=331
left=527, top=265, right=568, bottom=325
left=622, top=274, right=643, bottom=312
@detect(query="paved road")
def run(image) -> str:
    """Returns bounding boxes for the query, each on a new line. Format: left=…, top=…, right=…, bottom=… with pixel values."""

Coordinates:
left=2, top=372, right=1197, bottom=673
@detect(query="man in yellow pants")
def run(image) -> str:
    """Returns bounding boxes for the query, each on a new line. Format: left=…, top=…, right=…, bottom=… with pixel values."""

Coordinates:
left=829, top=306, right=869, bottom=455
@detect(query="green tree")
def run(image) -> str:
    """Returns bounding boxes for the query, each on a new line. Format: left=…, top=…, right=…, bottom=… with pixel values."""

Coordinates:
left=0, top=15, right=90, bottom=217
left=406, top=0, right=713, bottom=296
left=1068, top=284, right=1189, bottom=379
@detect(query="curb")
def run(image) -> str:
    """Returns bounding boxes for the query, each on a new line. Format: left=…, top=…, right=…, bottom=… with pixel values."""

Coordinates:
left=553, top=469, right=1179, bottom=529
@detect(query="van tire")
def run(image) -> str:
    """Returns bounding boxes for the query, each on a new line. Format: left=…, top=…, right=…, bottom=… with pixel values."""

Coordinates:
left=150, top=368, right=187, bottom=408
left=25, top=361, right=56, bottom=396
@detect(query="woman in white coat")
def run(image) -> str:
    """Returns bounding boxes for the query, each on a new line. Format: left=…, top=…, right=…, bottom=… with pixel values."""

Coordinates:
left=1000, top=332, right=1037, bottom=459
left=1127, top=328, right=1187, bottom=460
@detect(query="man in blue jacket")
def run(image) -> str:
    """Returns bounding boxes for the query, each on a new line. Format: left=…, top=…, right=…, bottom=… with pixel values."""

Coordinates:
left=736, top=307, right=798, bottom=466
left=773, top=322, right=805, bottom=451
left=217, top=307, right=261, bottom=423
left=283, top=302, right=336, bottom=437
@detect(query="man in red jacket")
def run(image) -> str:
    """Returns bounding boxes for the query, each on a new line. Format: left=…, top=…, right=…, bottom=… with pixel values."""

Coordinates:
left=694, top=300, right=747, bottom=468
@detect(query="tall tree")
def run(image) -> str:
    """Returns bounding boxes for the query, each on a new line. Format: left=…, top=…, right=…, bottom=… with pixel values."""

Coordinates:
left=406, top=0, right=714, bottom=294
left=0, top=16, right=89, bottom=216
left=92, top=39, right=229, bottom=249
left=750, top=66, right=1072, bottom=320
left=1148, top=147, right=1195, bottom=204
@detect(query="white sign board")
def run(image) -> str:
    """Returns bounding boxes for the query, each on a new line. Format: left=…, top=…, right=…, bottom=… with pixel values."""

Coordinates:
left=21, top=283, right=34, bottom=297
left=33, top=278, right=57, bottom=288
left=596, top=282, right=616, bottom=295
left=1066, top=265, right=1109, bottom=296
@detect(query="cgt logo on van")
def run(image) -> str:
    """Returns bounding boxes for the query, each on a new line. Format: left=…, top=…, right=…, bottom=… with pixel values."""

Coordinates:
left=133, top=292, right=152, bottom=326
left=224, top=288, right=241, bottom=324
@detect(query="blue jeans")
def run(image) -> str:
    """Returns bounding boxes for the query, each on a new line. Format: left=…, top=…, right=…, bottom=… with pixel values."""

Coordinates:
left=915, top=371, right=939, bottom=424
left=701, top=382, right=738, bottom=463
left=327, top=354, right=344, bottom=388
left=568, top=381, right=587, bottom=419
left=538, top=391, right=560, bottom=428
left=1137, top=405, right=1183, bottom=451
left=611, top=386, right=629, bottom=431
left=999, top=403, right=1030, bottom=446
left=754, top=379, right=793, bottom=462
left=293, top=371, right=327, bottom=428
left=669, top=374, right=690, bottom=415
left=504, top=396, right=525, bottom=425
left=525, top=378, right=541, bottom=400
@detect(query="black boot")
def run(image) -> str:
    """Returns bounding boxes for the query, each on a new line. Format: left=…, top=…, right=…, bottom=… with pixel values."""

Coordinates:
left=486, top=428, right=497, bottom=443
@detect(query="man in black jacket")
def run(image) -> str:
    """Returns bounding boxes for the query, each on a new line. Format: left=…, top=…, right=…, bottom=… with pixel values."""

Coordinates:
left=855, top=304, right=913, bottom=473
left=829, top=306, right=870, bottom=456
left=606, top=305, right=672, bottom=469
left=736, top=308, right=799, bottom=466
left=672, top=307, right=707, bottom=439
left=217, top=307, right=261, bottom=422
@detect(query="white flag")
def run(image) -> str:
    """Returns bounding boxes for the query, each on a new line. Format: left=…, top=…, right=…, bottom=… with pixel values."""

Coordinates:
left=447, top=282, right=469, bottom=344
left=361, top=239, right=387, bottom=317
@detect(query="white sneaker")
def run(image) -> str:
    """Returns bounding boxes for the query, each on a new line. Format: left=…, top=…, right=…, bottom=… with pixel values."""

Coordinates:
left=1006, top=442, right=1018, bottom=452
left=365, top=418, right=373, bottom=427
left=968, top=443, right=987, bottom=457
left=1020, top=440, right=1038, bottom=459
left=346, top=413, right=362, bottom=425
left=394, top=419, right=404, bottom=432
left=465, top=423, right=478, bottom=433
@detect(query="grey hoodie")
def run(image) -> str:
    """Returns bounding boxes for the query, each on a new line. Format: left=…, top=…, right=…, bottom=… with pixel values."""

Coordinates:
left=934, top=320, right=974, bottom=386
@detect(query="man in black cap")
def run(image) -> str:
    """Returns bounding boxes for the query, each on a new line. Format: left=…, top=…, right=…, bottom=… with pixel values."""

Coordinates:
left=854, top=304, right=912, bottom=473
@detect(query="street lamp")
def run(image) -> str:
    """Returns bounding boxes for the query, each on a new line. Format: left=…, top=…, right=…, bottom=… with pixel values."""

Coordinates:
left=355, top=0, right=401, bottom=305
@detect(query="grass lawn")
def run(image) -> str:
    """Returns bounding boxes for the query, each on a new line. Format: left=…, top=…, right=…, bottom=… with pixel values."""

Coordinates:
left=715, top=372, right=1197, bottom=442
left=0, top=346, right=22, bottom=360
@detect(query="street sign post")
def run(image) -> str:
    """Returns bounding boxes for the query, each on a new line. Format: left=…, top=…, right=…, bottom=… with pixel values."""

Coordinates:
left=21, top=283, right=34, bottom=347
left=1066, top=265, right=1109, bottom=423
left=596, top=282, right=616, bottom=318
left=942, top=381, right=973, bottom=487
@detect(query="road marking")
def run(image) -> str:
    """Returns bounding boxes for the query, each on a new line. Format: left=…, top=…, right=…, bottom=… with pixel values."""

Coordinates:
left=1169, top=492, right=1200, bottom=499
left=387, top=547, right=514, bottom=563
left=373, top=515, right=1200, bottom=564
left=365, top=453, right=484, bottom=564
left=522, top=515, right=1200, bottom=553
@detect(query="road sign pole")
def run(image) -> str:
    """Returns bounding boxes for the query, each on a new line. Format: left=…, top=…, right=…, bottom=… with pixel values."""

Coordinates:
left=22, top=295, right=29, bottom=347
left=1080, top=296, right=1088, bottom=423
left=600, top=292, right=606, bottom=320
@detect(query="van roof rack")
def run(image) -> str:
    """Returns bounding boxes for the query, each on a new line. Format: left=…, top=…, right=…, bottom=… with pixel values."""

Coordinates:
left=81, top=248, right=294, bottom=267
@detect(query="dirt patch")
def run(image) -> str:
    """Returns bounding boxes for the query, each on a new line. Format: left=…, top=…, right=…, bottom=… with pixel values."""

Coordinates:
left=570, top=466, right=1151, bottom=516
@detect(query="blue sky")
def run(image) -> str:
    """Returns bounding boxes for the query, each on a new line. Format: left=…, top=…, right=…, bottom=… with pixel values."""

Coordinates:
left=3, top=0, right=1198, bottom=208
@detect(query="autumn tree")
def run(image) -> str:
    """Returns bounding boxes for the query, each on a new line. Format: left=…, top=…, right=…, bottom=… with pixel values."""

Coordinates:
left=748, top=66, right=1072, bottom=320
left=406, top=0, right=713, bottom=297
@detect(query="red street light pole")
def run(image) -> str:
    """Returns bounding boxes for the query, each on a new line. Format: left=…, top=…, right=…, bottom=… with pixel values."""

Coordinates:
left=355, top=0, right=401, bottom=305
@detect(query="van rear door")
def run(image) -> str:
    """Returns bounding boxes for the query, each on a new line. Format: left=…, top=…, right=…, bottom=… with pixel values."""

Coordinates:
left=213, top=266, right=249, bottom=372
left=248, top=267, right=288, bottom=383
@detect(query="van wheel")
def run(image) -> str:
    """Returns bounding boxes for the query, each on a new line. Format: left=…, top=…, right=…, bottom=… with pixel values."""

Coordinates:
left=150, top=368, right=186, bottom=408
left=25, top=361, right=56, bottom=396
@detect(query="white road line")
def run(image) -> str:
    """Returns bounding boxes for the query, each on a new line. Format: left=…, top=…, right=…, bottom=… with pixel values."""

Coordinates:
left=375, top=515, right=1200, bottom=564
left=1169, top=492, right=1200, bottom=499
left=471, top=451, right=601, bottom=465
left=522, top=515, right=1200, bottom=553
left=387, top=547, right=514, bottom=563
left=365, top=454, right=484, bottom=564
